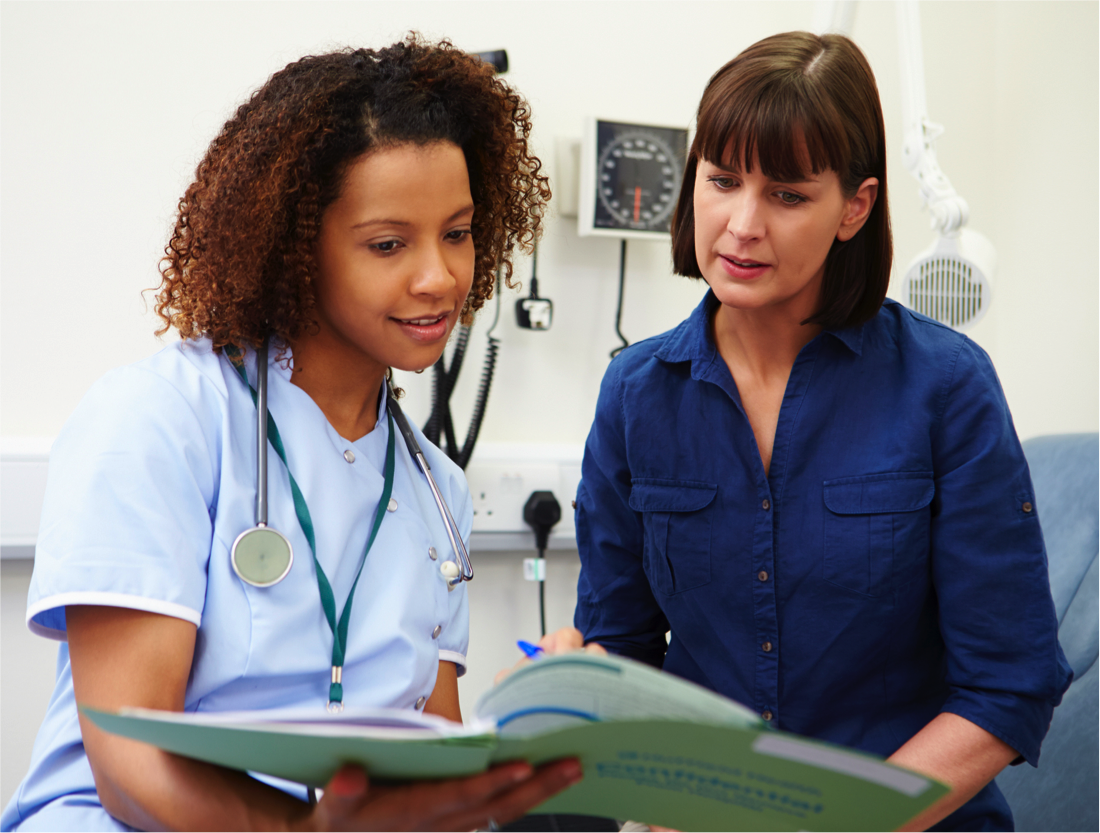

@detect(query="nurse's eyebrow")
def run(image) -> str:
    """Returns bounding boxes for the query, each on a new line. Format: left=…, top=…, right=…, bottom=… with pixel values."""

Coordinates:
left=352, top=204, right=475, bottom=230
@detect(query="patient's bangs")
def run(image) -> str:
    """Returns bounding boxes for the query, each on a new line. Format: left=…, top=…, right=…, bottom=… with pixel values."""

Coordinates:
left=696, top=83, right=850, bottom=184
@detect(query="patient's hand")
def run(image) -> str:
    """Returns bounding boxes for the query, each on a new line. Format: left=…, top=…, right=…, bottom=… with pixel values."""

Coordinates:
left=494, top=628, right=607, bottom=685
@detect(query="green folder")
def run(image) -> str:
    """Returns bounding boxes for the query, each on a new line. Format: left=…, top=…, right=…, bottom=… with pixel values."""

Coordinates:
left=84, top=653, right=949, bottom=831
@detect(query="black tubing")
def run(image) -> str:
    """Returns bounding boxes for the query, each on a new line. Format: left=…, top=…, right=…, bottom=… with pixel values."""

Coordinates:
left=611, top=239, right=629, bottom=358
left=457, top=335, right=498, bottom=470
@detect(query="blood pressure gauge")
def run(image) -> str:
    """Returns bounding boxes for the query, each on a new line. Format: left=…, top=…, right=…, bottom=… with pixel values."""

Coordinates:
left=578, top=118, right=689, bottom=240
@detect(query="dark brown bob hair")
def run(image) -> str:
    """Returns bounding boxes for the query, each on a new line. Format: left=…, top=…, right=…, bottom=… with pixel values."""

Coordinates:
left=155, top=35, right=549, bottom=351
left=671, top=31, right=891, bottom=329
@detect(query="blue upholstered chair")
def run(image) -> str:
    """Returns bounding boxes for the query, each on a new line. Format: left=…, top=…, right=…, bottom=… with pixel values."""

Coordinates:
left=995, top=433, right=1098, bottom=832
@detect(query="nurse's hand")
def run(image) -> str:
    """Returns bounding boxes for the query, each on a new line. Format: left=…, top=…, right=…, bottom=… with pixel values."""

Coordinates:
left=302, top=758, right=583, bottom=831
left=493, top=627, right=607, bottom=685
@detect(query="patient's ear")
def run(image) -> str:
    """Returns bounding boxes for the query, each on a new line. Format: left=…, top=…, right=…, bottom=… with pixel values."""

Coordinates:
left=837, top=177, right=878, bottom=242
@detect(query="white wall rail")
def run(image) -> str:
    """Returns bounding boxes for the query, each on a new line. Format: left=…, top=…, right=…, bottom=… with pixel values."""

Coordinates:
left=0, top=438, right=582, bottom=559
left=0, top=439, right=52, bottom=559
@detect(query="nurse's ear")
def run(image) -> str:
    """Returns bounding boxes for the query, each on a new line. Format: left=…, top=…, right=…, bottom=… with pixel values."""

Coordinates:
left=836, top=177, right=879, bottom=242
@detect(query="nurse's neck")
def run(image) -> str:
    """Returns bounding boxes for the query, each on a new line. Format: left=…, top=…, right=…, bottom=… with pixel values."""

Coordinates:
left=287, top=329, right=387, bottom=443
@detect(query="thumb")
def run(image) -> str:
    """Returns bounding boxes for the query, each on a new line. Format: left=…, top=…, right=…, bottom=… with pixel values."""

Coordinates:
left=315, top=765, right=369, bottom=824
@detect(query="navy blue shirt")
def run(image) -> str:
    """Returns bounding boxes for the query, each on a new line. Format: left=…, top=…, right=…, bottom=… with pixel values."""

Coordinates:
left=574, top=292, right=1072, bottom=830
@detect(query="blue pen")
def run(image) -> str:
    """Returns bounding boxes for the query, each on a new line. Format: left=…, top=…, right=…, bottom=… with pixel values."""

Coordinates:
left=516, top=640, right=544, bottom=658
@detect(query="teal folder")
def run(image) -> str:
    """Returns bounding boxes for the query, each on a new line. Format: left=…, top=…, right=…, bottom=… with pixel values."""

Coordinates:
left=85, top=652, right=949, bottom=831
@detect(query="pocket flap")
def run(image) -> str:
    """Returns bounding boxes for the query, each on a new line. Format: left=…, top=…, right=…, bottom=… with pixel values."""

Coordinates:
left=629, top=479, right=718, bottom=513
left=823, top=473, right=934, bottom=515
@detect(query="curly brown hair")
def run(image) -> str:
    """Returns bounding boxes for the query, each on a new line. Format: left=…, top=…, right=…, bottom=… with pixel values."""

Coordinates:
left=154, top=35, right=550, bottom=352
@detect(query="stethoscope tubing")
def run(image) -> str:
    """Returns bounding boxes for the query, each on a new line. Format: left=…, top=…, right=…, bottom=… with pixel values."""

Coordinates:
left=255, top=336, right=269, bottom=528
left=236, top=339, right=473, bottom=586
left=385, top=385, right=473, bottom=584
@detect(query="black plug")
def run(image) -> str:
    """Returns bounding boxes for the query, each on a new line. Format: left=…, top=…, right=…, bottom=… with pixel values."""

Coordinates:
left=523, top=490, right=561, bottom=551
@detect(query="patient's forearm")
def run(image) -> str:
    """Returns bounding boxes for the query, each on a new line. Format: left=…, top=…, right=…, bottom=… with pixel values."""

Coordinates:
left=888, top=712, right=1017, bottom=831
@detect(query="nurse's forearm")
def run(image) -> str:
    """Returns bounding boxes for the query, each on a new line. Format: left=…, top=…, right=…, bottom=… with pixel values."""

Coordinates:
left=887, top=712, right=1018, bottom=832
left=78, top=730, right=312, bottom=831
left=423, top=660, right=462, bottom=722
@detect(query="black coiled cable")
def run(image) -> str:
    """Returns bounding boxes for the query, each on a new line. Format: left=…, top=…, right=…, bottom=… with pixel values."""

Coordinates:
left=423, top=268, right=502, bottom=470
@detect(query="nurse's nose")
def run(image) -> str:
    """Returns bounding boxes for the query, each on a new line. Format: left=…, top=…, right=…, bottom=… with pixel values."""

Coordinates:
left=728, top=194, right=765, bottom=243
left=410, top=242, right=457, bottom=297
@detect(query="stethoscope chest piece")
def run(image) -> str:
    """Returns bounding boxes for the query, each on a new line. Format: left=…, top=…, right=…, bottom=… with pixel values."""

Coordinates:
left=231, top=525, right=294, bottom=587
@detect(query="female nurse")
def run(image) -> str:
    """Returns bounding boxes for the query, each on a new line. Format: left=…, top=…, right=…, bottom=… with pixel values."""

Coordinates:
left=562, top=31, right=1071, bottom=832
left=2, top=38, right=581, bottom=832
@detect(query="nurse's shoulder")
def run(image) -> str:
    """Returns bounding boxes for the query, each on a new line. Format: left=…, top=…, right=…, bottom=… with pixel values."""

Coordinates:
left=51, top=338, right=233, bottom=464
left=62, top=337, right=233, bottom=440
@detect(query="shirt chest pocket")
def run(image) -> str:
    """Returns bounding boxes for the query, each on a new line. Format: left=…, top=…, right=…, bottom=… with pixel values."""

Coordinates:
left=822, top=473, right=934, bottom=597
left=629, top=479, right=717, bottom=596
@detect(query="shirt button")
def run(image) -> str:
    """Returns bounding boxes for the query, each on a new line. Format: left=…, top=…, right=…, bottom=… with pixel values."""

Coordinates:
left=762, top=499, right=770, bottom=510
left=387, top=498, right=398, bottom=512
left=757, top=570, right=768, bottom=582
left=415, top=696, right=426, bottom=709
left=761, top=710, right=773, bottom=722
left=762, top=641, right=773, bottom=652
left=428, top=546, right=438, bottom=561
left=432, top=625, right=442, bottom=639
left=343, top=449, right=355, bottom=464
left=1022, top=501, right=1033, bottom=513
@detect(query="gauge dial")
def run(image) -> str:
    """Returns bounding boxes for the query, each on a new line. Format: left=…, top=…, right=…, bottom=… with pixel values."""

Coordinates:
left=592, top=121, right=687, bottom=235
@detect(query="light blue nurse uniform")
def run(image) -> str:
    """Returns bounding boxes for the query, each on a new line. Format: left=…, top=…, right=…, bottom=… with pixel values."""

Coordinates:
left=1, top=338, right=471, bottom=831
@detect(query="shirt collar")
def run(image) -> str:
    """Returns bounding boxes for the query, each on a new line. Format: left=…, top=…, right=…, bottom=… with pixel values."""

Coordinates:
left=654, top=289, right=866, bottom=364
left=653, top=290, right=719, bottom=365
left=823, top=322, right=864, bottom=356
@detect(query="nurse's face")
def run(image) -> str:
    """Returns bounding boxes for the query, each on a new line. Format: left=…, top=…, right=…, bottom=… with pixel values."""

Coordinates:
left=312, top=141, right=475, bottom=374
left=693, top=153, right=876, bottom=318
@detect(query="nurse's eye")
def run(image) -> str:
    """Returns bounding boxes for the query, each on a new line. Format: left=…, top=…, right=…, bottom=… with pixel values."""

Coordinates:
left=776, top=191, right=806, bottom=205
left=445, top=228, right=473, bottom=243
left=370, top=239, right=403, bottom=254
left=707, top=175, right=736, bottom=190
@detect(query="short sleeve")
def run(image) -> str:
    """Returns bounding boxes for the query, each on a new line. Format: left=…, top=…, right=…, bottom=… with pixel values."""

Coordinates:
left=574, top=359, right=670, bottom=665
left=27, top=365, right=220, bottom=639
left=930, top=340, right=1073, bottom=765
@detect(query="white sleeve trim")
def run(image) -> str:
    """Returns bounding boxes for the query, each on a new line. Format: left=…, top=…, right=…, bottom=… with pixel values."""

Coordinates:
left=438, top=649, right=468, bottom=676
left=27, top=592, right=203, bottom=641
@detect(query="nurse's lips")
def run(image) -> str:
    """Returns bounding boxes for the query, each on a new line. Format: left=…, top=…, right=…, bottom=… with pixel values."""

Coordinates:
left=720, top=254, right=770, bottom=279
left=393, top=311, right=451, bottom=342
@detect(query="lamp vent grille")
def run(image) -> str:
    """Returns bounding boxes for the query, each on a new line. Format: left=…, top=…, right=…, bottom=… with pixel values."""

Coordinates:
left=904, top=256, right=986, bottom=329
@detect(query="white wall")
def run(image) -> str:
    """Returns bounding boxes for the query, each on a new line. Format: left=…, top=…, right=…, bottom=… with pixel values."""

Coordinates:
left=2, top=0, right=1097, bottom=811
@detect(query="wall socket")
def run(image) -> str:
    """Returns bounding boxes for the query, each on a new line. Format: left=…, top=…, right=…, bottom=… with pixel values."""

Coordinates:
left=462, top=445, right=583, bottom=541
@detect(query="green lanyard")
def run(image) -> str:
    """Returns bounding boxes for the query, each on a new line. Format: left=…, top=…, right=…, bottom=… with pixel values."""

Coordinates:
left=226, top=346, right=395, bottom=708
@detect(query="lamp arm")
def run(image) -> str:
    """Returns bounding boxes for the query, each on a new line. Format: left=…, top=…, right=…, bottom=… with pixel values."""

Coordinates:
left=897, top=0, right=969, bottom=234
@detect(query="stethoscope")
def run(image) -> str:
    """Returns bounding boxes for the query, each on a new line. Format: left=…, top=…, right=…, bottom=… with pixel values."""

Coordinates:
left=228, top=337, right=474, bottom=592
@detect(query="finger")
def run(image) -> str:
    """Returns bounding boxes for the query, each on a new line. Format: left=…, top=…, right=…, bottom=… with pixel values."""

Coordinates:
left=439, top=758, right=584, bottom=832
left=495, top=656, right=530, bottom=686
left=538, top=628, right=584, bottom=654
left=393, top=760, right=535, bottom=826
left=311, top=765, right=369, bottom=830
left=584, top=641, right=608, bottom=656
